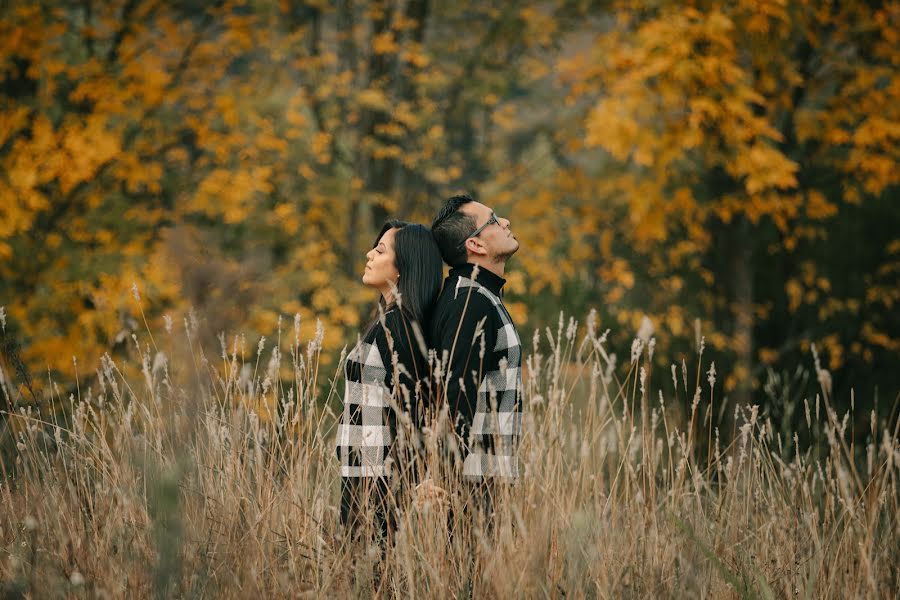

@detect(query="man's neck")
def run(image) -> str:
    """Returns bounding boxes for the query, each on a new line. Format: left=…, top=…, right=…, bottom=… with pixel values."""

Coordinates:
left=468, top=257, right=506, bottom=278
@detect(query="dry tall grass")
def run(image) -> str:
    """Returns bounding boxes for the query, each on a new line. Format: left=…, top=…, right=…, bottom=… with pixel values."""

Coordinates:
left=1, top=310, right=897, bottom=598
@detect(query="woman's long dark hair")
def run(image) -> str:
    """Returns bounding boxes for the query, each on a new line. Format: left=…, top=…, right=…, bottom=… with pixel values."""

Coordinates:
left=372, top=220, right=443, bottom=327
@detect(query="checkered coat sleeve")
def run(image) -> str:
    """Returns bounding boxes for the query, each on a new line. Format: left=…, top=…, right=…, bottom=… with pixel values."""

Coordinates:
left=335, top=309, right=424, bottom=478
left=438, top=277, right=522, bottom=481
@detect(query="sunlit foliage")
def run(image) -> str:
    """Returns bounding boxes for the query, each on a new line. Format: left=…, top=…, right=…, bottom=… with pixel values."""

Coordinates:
left=1, top=0, right=897, bottom=417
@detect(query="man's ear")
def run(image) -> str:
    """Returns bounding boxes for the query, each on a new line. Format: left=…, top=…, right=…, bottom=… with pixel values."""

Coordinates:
left=464, top=237, right=487, bottom=256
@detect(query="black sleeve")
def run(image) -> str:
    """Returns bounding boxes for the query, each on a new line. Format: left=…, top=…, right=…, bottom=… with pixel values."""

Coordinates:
left=373, top=310, right=428, bottom=415
left=435, top=290, right=499, bottom=441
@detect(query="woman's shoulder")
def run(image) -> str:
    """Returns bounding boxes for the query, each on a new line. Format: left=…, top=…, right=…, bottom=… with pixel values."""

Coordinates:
left=364, top=307, right=411, bottom=338
left=376, top=305, right=417, bottom=324
left=378, top=308, right=429, bottom=354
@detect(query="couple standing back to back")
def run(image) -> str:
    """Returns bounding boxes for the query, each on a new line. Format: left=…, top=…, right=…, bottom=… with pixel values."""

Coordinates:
left=335, top=193, right=522, bottom=542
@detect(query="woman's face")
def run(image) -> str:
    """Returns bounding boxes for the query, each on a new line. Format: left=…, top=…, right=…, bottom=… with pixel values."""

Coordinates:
left=362, top=227, right=400, bottom=300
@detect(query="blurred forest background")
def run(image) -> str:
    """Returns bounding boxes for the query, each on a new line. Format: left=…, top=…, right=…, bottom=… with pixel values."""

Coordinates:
left=1, top=0, right=898, bottom=436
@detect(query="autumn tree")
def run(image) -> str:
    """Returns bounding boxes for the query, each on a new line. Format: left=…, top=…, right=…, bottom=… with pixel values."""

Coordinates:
left=545, top=0, right=900, bottom=418
left=1, top=0, right=897, bottom=436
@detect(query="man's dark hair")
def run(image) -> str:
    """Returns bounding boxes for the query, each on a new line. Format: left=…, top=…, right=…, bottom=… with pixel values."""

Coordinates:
left=431, top=193, right=478, bottom=267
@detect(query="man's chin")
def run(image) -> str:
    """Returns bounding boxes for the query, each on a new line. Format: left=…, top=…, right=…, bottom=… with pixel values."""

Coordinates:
left=495, top=243, right=519, bottom=263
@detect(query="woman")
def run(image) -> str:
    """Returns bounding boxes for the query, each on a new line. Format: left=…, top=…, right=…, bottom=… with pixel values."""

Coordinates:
left=335, top=220, right=443, bottom=542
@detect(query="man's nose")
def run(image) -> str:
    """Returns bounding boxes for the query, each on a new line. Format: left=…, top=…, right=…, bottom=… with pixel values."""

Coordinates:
left=500, top=216, right=511, bottom=229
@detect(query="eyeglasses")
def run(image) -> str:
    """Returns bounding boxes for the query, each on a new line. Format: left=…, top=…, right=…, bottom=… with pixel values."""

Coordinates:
left=467, top=212, right=500, bottom=240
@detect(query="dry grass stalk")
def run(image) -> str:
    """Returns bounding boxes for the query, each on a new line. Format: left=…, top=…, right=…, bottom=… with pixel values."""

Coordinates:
left=0, top=312, right=897, bottom=598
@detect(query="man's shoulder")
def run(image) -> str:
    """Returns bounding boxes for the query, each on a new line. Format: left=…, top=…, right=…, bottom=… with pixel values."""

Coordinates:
left=430, top=277, right=500, bottom=342
left=439, top=277, right=501, bottom=314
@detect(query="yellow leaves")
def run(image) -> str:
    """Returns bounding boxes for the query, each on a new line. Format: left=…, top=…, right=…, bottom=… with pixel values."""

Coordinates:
left=740, top=0, right=790, bottom=35
left=599, top=258, right=635, bottom=290
left=372, top=144, right=402, bottom=159
left=664, top=305, right=686, bottom=336
left=192, top=167, right=273, bottom=223
left=424, top=166, right=461, bottom=185
left=390, top=102, right=421, bottom=129
left=847, top=147, right=899, bottom=196
left=758, top=347, right=779, bottom=364
left=667, top=240, right=702, bottom=267
left=519, top=6, right=558, bottom=47
left=272, top=203, right=299, bottom=234
left=255, top=129, right=288, bottom=155
left=400, top=47, right=430, bottom=68
left=312, top=132, right=332, bottom=164
left=58, top=115, right=122, bottom=194
left=841, top=184, right=861, bottom=205
left=799, top=261, right=816, bottom=287
left=731, top=142, right=798, bottom=194
left=222, top=13, right=256, bottom=52
left=298, top=164, right=316, bottom=180
left=123, top=53, right=171, bottom=107
left=114, top=152, right=163, bottom=194
left=504, top=271, right=527, bottom=295
left=215, top=94, right=240, bottom=128
left=490, top=104, right=518, bottom=131
left=606, top=287, right=625, bottom=304
left=94, top=229, right=114, bottom=245
left=285, top=101, right=307, bottom=128
left=805, top=190, right=837, bottom=220
left=851, top=115, right=899, bottom=148
left=663, top=276, right=684, bottom=294
left=374, top=122, right=405, bottom=138
left=357, top=88, right=390, bottom=111
left=6, top=161, right=38, bottom=191
left=824, top=126, right=851, bottom=145
left=785, top=279, right=802, bottom=312
left=372, top=32, right=399, bottom=54
left=520, top=57, right=550, bottom=83
left=818, top=334, right=844, bottom=370
left=584, top=98, right=638, bottom=160
left=747, top=193, right=799, bottom=230
left=0, top=0, right=892, bottom=406
left=312, top=287, right=340, bottom=311
left=1, top=112, right=115, bottom=236
left=632, top=208, right=666, bottom=245
left=862, top=323, right=900, bottom=352
left=0, top=105, right=29, bottom=147
left=505, top=301, right=528, bottom=326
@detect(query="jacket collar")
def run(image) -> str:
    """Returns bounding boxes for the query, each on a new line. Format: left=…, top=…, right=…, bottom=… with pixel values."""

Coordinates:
left=449, top=263, right=506, bottom=297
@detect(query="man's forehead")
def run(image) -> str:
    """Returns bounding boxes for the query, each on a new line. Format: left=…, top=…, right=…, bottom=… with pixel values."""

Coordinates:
left=461, top=201, right=491, bottom=218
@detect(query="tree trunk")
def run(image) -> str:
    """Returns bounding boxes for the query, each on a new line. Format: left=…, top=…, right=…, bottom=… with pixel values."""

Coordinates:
left=730, top=216, right=755, bottom=412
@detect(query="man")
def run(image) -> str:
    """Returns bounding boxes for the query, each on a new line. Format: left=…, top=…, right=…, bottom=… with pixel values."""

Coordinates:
left=429, top=193, right=522, bottom=502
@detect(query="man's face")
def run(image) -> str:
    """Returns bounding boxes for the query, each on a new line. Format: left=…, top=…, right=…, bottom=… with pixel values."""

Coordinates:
left=461, top=201, right=519, bottom=262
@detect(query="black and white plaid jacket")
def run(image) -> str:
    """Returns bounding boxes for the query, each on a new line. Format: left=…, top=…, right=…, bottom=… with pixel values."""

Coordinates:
left=430, top=264, right=522, bottom=481
left=335, top=308, right=426, bottom=478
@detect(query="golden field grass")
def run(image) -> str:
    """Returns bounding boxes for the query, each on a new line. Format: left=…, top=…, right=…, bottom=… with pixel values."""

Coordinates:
left=0, top=310, right=897, bottom=598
